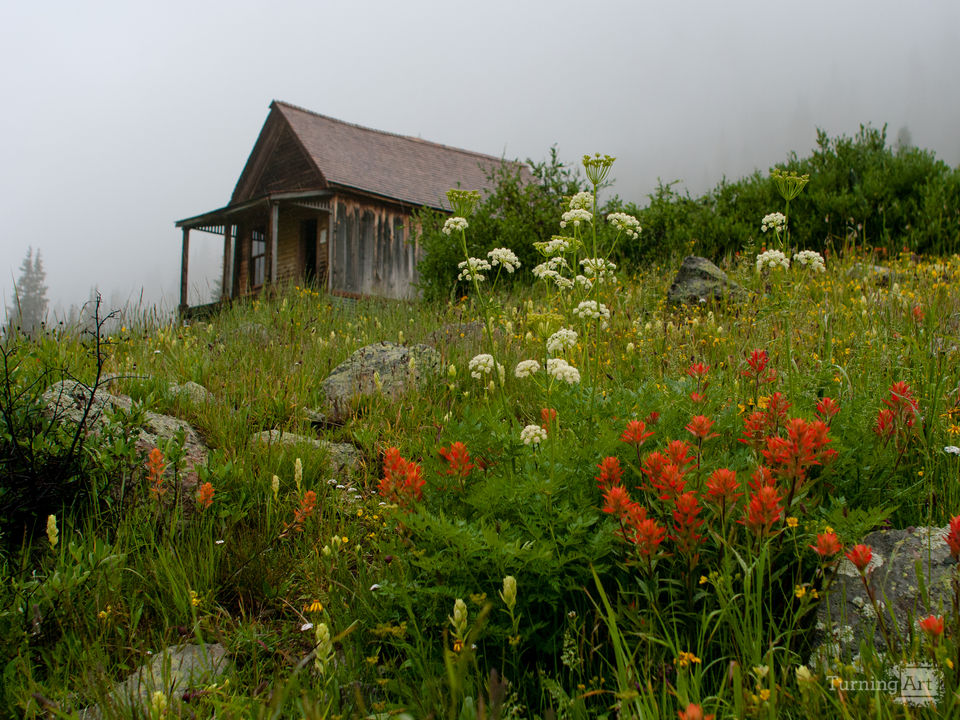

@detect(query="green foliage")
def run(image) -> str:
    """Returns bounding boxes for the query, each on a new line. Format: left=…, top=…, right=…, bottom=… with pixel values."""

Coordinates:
left=415, top=148, right=588, bottom=302
left=622, top=124, right=960, bottom=265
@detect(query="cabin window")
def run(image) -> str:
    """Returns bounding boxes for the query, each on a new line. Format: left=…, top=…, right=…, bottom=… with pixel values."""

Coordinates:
left=251, top=228, right=266, bottom=287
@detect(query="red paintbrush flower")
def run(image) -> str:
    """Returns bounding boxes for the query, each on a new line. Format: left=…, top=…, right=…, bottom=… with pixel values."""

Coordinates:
left=685, top=415, right=719, bottom=440
left=743, top=485, right=783, bottom=535
left=621, top=419, right=654, bottom=446
left=439, top=441, right=474, bottom=479
left=705, top=468, right=741, bottom=508
left=845, top=544, right=873, bottom=573
left=945, top=515, right=960, bottom=560
left=811, top=531, right=842, bottom=557
left=595, top=456, right=623, bottom=491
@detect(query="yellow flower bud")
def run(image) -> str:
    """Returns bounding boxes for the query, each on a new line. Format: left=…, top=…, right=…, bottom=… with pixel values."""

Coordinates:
left=501, top=576, right=517, bottom=611
left=46, top=514, right=58, bottom=549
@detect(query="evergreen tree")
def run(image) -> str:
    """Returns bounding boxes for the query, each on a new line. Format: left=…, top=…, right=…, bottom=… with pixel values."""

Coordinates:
left=7, top=247, right=49, bottom=333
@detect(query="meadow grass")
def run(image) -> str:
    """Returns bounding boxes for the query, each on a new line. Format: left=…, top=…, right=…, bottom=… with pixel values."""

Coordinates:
left=3, top=235, right=960, bottom=718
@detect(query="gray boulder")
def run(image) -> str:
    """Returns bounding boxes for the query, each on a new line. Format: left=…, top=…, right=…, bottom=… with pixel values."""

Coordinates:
left=169, top=380, right=215, bottom=405
left=667, top=256, right=745, bottom=306
left=43, top=380, right=209, bottom=487
left=79, top=643, right=228, bottom=719
left=321, top=341, right=441, bottom=422
left=811, top=526, right=955, bottom=666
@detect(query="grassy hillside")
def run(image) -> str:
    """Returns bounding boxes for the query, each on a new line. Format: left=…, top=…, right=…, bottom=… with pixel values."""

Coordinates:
left=3, top=162, right=960, bottom=718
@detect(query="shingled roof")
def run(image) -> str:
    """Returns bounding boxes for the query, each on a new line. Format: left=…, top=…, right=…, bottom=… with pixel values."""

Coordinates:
left=260, top=101, right=525, bottom=211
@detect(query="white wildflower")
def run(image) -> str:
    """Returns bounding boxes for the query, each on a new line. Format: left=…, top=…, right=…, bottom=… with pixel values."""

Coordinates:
left=468, top=354, right=495, bottom=379
left=560, top=208, right=593, bottom=228
left=487, top=247, right=520, bottom=273
left=761, top=212, right=786, bottom=234
left=546, top=328, right=578, bottom=354
left=945, top=446, right=960, bottom=455
left=458, top=257, right=491, bottom=282
left=546, top=358, right=581, bottom=384
left=442, top=216, right=469, bottom=235
left=514, top=359, right=541, bottom=378
left=580, top=257, right=617, bottom=284
left=568, top=191, right=594, bottom=211
left=534, top=236, right=572, bottom=256
left=520, top=424, right=548, bottom=445
left=756, top=249, right=790, bottom=272
left=793, top=250, right=826, bottom=272
left=607, top=212, right=641, bottom=239
left=572, top=300, right=610, bottom=323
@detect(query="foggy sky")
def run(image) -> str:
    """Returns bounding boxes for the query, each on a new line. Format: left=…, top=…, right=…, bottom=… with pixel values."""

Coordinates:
left=2, top=0, right=959, bottom=320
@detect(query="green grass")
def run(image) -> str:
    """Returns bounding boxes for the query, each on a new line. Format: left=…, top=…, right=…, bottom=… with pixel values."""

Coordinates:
left=3, top=245, right=960, bottom=718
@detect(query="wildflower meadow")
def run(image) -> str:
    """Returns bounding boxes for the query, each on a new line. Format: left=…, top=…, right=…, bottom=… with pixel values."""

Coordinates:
left=3, top=145, right=960, bottom=719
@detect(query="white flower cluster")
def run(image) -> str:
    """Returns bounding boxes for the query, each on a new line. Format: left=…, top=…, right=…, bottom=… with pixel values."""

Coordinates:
left=755, top=249, right=790, bottom=272
left=560, top=209, right=593, bottom=228
left=532, top=257, right=574, bottom=290
left=534, top=236, right=572, bottom=256
left=546, top=327, right=578, bottom=354
left=568, top=191, right=594, bottom=211
left=572, top=300, right=610, bottom=323
left=580, top=257, right=617, bottom=284
left=443, top=216, right=469, bottom=235
left=487, top=247, right=520, bottom=273
left=793, top=250, right=826, bottom=272
left=468, top=353, right=496, bottom=379
left=761, top=212, right=786, bottom=234
left=607, top=212, right=641, bottom=239
left=458, top=257, right=491, bottom=282
left=546, top=358, right=581, bottom=384
left=520, top=424, right=548, bottom=445
left=514, top=359, right=541, bottom=378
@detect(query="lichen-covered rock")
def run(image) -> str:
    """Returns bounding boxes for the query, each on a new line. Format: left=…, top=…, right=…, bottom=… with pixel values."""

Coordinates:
left=79, top=643, right=228, bottom=719
left=250, top=430, right=361, bottom=475
left=43, top=380, right=208, bottom=487
left=811, top=526, right=955, bottom=666
left=667, top=256, right=745, bottom=306
left=169, top=380, right=214, bottom=404
left=321, top=341, right=441, bottom=422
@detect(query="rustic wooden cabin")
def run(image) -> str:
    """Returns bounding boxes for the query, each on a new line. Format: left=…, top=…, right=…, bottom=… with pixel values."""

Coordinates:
left=176, top=100, right=522, bottom=310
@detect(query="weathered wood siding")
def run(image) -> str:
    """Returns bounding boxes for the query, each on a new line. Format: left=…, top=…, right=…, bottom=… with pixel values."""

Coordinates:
left=330, top=194, right=419, bottom=299
left=232, top=114, right=324, bottom=204
left=275, top=206, right=329, bottom=285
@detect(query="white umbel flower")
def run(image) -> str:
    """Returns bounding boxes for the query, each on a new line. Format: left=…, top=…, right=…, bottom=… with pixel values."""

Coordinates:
left=580, top=257, right=617, bottom=284
left=756, top=249, right=790, bottom=272
left=514, top=359, right=541, bottom=378
left=793, top=250, right=826, bottom=272
left=458, top=257, right=491, bottom=282
left=761, top=212, right=786, bottom=234
left=607, top=212, right=641, bottom=239
left=443, top=216, right=469, bottom=235
left=546, top=358, right=581, bottom=384
left=534, top=236, right=572, bottom=256
left=568, top=191, right=594, bottom=211
left=468, top=353, right=495, bottom=379
left=572, top=300, right=610, bottom=322
left=520, top=424, right=548, bottom=445
left=546, top=328, right=578, bottom=354
left=560, top=209, right=593, bottom=228
left=488, top=247, right=520, bottom=273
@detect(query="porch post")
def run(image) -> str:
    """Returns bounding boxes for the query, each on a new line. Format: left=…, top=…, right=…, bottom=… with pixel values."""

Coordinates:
left=270, top=202, right=280, bottom=285
left=179, top=227, right=190, bottom=311
left=222, top=224, right=234, bottom=300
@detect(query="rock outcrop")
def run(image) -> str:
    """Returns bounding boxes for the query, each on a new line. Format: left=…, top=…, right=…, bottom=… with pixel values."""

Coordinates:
left=43, top=380, right=209, bottom=487
left=667, top=256, right=745, bottom=306
left=811, top=526, right=955, bottom=665
left=321, top=341, right=441, bottom=422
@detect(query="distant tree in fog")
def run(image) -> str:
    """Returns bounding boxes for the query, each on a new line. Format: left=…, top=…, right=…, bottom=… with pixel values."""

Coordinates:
left=7, top=247, right=48, bottom=334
